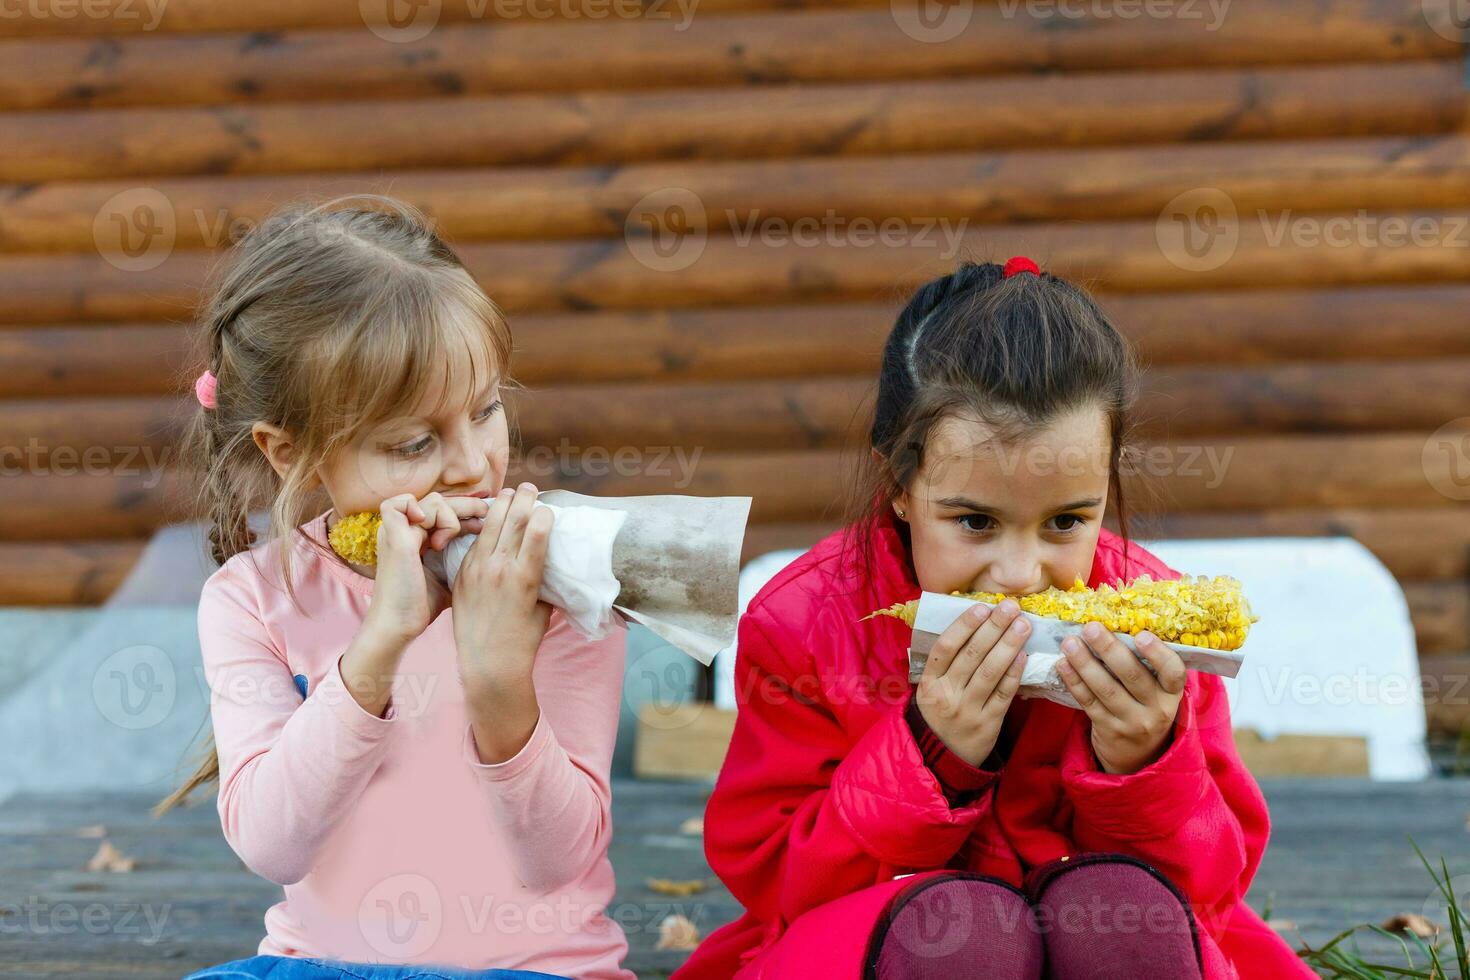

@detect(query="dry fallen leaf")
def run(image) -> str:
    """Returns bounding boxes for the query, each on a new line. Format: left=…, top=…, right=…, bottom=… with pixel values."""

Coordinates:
left=647, top=877, right=708, bottom=897
left=1381, top=912, right=1440, bottom=938
left=679, top=817, right=704, bottom=836
left=656, top=913, right=701, bottom=951
left=74, top=824, right=106, bottom=838
left=85, top=840, right=137, bottom=873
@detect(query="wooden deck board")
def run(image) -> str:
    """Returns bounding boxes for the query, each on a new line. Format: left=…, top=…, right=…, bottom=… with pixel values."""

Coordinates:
left=1, top=779, right=1467, bottom=977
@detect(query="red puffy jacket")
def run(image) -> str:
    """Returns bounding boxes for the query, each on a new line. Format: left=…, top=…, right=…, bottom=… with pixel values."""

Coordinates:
left=672, top=513, right=1312, bottom=980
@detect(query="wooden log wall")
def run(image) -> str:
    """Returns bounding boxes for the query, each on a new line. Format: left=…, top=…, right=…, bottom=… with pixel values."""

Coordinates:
left=1, top=0, right=1467, bottom=729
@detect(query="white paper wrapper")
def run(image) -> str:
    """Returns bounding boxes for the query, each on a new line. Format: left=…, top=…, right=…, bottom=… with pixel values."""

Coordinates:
left=905, top=592, right=1245, bottom=710
left=437, top=489, right=751, bottom=666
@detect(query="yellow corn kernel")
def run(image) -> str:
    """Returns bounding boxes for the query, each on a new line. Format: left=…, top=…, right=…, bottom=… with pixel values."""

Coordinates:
left=868, top=574, right=1257, bottom=651
left=327, top=511, right=382, bottom=566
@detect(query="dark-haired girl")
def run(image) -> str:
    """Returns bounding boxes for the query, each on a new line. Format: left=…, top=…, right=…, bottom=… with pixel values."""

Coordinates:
left=673, top=258, right=1311, bottom=980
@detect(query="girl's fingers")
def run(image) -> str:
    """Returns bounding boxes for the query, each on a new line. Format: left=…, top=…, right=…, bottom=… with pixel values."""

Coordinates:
left=444, top=495, right=491, bottom=521
left=494, top=483, right=538, bottom=558
left=379, top=492, right=424, bottom=525
left=518, top=505, right=553, bottom=571
left=923, top=603, right=989, bottom=680
left=1061, top=635, right=1134, bottom=717
left=1056, top=657, right=1105, bottom=720
left=966, top=610, right=1029, bottom=700
left=471, top=487, right=515, bottom=557
left=982, top=650, right=1026, bottom=717
left=1083, top=624, right=1155, bottom=705
left=417, top=493, right=461, bottom=552
left=1141, top=634, right=1188, bottom=696
left=946, top=600, right=1021, bottom=689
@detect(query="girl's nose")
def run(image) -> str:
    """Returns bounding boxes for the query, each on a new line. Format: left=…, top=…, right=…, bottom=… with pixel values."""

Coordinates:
left=988, top=560, right=1041, bottom=595
left=441, top=430, right=489, bottom=485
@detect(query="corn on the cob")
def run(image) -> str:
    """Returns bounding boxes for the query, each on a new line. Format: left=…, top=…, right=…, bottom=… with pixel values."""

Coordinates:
left=327, top=511, right=382, bottom=565
left=869, top=574, right=1257, bottom=651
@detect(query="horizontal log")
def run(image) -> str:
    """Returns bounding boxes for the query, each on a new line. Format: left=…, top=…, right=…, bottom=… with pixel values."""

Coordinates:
left=0, top=61, right=1463, bottom=182
left=1101, top=285, right=1470, bottom=367
left=10, top=134, right=1470, bottom=253
left=6, top=359, right=1468, bottom=467
left=0, top=1, right=1455, bottom=110
left=1127, top=508, right=1470, bottom=582
left=1405, top=579, right=1468, bottom=655
left=6, top=285, right=1470, bottom=393
left=0, top=540, right=143, bottom=604
left=743, top=511, right=1470, bottom=587
left=1421, top=654, right=1470, bottom=735
left=4, top=430, right=1465, bottom=539
left=0, top=0, right=878, bottom=38
left=6, top=208, right=1470, bottom=323
left=0, top=324, right=195, bottom=397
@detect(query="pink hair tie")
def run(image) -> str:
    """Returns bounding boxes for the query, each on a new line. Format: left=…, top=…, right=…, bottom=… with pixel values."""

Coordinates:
left=1003, top=255, right=1040, bottom=278
left=194, top=369, right=218, bottom=409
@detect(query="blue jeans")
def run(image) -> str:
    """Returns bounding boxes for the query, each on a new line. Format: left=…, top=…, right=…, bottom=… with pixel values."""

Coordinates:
left=182, top=954, right=570, bottom=980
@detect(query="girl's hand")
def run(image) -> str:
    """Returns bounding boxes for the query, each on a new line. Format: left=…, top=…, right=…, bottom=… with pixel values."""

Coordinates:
left=451, top=483, right=554, bottom=697
left=364, top=491, right=489, bottom=645
left=1057, top=624, right=1186, bottom=774
left=912, top=599, right=1029, bottom=769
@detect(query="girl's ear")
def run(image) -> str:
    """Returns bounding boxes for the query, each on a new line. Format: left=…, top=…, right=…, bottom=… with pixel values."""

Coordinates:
left=872, top=448, right=911, bottom=521
left=250, top=422, right=297, bottom=480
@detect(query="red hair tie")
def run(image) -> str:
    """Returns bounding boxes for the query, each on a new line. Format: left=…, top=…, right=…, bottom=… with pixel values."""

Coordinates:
left=1003, top=255, right=1040, bottom=278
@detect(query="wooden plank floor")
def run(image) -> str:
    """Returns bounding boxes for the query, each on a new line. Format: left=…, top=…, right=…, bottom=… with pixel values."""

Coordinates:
left=0, top=779, right=1466, bottom=978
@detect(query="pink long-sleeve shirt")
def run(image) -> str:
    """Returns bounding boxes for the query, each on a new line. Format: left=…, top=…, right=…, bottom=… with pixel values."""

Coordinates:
left=197, top=507, right=635, bottom=978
